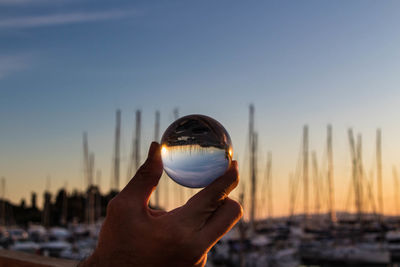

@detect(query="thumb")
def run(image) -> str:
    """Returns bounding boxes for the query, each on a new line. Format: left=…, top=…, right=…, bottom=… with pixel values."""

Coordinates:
left=120, top=142, right=163, bottom=208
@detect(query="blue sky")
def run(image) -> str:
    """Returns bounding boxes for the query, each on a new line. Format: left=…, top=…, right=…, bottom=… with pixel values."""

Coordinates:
left=1, top=0, right=400, bottom=216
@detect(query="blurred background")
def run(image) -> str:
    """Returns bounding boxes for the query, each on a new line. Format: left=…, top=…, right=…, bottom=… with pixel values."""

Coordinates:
left=2, top=1, right=400, bottom=266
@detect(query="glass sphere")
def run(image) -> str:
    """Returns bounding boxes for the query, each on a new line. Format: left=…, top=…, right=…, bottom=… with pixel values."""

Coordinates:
left=161, top=114, right=233, bottom=188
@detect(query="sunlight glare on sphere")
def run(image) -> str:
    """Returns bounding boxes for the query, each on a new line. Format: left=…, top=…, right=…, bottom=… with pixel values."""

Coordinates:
left=160, top=115, right=233, bottom=188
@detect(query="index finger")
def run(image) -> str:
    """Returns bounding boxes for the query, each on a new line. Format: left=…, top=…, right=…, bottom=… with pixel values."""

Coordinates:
left=180, top=161, right=239, bottom=224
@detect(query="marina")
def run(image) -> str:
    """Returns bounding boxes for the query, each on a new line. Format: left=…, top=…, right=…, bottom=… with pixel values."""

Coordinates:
left=1, top=106, right=400, bottom=267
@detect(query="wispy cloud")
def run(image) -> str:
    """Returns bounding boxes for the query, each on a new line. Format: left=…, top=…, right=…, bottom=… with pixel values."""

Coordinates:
left=0, top=9, right=135, bottom=29
left=0, top=54, right=30, bottom=79
left=0, top=0, right=55, bottom=4
left=0, top=0, right=70, bottom=6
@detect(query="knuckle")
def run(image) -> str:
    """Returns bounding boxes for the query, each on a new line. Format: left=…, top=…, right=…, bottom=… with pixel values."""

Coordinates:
left=218, top=168, right=239, bottom=194
left=211, top=188, right=226, bottom=201
left=232, top=200, right=244, bottom=218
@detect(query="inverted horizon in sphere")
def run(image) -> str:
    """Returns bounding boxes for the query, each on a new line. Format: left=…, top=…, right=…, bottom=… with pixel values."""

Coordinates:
left=162, top=145, right=229, bottom=187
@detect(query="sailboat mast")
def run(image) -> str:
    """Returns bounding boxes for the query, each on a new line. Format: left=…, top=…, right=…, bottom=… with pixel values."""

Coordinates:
left=356, top=134, right=364, bottom=221
left=88, top=153, right=95, bottom=224
left=376, top=129, right=383, bottom=222
left=113, top=109, right=121, bottom=190
left=327, top=125, right=336, bottom=223
left=249, top=104, right=256, bottom=230
left=134, top=110, right=142, bottom=172
left=312, top=151, right=320, bottom=215
left=266, top=152, right=272, bottom=220
left=303, top=125, right=309, bottom=223
left=127, top=110, right=141, bottom=182
left=83, top=132, right=90, bottom=188
left=348, top=129, right=361, bottom=222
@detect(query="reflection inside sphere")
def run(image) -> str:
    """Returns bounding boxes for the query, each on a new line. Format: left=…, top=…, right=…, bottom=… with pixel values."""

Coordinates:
left=161, top=115, right=233, bottom=188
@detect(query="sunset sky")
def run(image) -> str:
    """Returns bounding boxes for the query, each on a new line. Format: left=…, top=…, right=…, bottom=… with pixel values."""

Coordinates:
left=2, top=1, right=400, bottom=218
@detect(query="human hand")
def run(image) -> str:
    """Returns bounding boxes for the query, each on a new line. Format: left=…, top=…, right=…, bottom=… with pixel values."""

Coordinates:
left=80, top=142, right=242, bottom=267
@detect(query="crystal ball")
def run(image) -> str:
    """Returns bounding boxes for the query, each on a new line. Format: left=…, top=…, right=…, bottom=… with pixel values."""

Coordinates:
left=161, top=114, right=233, bottom=188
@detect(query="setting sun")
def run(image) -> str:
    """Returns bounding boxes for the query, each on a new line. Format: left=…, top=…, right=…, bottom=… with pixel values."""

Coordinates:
left=161, top=145, right=167, bottom=155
